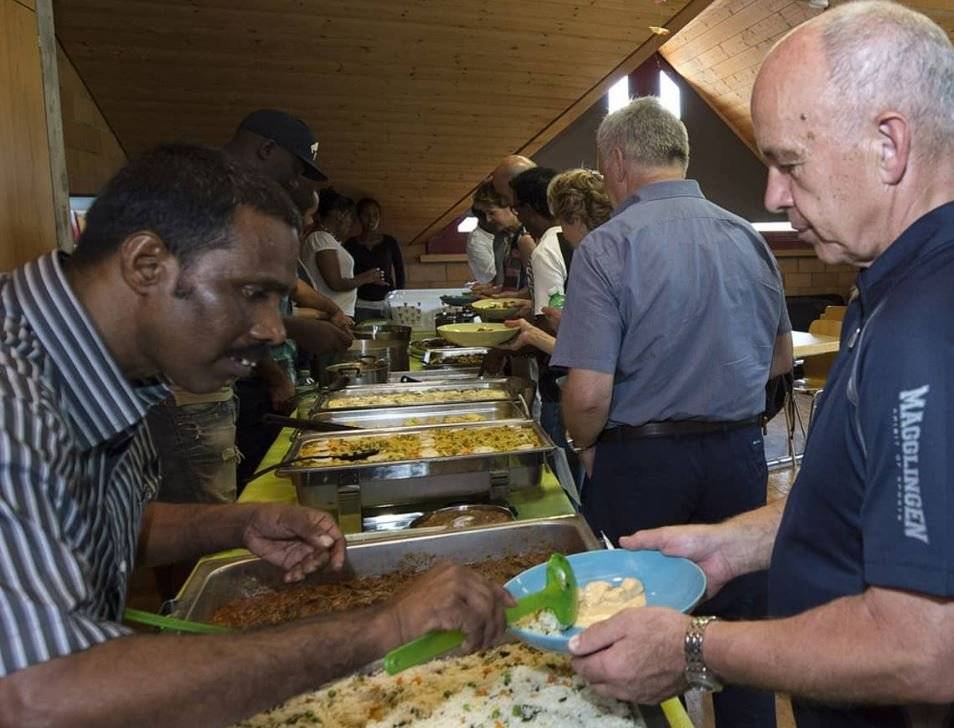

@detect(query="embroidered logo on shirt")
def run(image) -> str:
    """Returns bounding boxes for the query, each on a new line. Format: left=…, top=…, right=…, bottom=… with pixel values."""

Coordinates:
left=893, top=384, right=930, bottom=544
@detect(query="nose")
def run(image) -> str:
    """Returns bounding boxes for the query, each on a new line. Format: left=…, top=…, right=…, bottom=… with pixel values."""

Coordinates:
left=764, top=167, right=794, bottom=214
left=250, top=302, right=286, bottom=345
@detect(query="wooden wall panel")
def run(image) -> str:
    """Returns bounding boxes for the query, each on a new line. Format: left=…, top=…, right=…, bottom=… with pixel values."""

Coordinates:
left=661, top=0, right=954, bottom=153
left=58, top=44, right=127, bottom=195
left=0, top=0, right=57, bottom=271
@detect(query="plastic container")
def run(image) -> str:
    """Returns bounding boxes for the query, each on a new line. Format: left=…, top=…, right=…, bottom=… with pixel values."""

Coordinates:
left=547, top=287, right=566, bottom=310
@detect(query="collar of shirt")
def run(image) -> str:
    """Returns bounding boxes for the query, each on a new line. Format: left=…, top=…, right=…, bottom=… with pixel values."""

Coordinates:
left=855, top=201, right=954, bottom=316
left=612, top=179, right=704, bottom=218
left=12, top=252, right=170, bottom=450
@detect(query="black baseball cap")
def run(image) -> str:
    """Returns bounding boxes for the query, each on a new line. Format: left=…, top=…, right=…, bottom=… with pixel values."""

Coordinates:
left=238, top=108, right=327, bottom=181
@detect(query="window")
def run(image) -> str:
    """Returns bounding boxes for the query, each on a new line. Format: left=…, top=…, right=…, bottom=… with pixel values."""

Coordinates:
left=659, top=70, right=681, bottom=119
left=607, top=76, right=630, bottom=113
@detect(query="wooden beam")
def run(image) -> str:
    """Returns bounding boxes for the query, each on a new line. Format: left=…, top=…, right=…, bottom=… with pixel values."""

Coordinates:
left=35, top=0, right=71, bottom=250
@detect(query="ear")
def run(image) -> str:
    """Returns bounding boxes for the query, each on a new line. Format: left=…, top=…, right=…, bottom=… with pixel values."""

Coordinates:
left=875, top=112, right=910, bottom=186
left=258, top=138, right=276, bottom=162
left=117, top=233, right=177, bottom=296
left=611, top=146, right=626, bottom=182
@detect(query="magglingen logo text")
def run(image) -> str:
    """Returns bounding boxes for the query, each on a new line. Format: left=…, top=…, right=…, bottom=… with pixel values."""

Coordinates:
left=896, top=385, right=930, bottom=544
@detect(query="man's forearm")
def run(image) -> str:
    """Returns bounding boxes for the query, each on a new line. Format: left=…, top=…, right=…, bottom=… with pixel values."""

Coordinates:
left=706, top=587, right=954, bottom=705
left=0, top=605, right=399, bottom=728
left=721, top=497, right=787, bottom=578
left=294, top=280, right=340, bottom=316
left=138, top=502, right=259, bottom=566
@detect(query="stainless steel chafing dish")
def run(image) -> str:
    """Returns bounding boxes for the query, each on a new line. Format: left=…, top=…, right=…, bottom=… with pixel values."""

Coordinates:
left=387, top=368, right=481, bottom=383
left=422, top=346, right=488, bottom=369
left=279, top=420, right=554, bottom=533
left=171, top=515, right=601, bottom=623
left=310, top=376, right=531, bottom=413
left=306, top=399, right=530, bottom=430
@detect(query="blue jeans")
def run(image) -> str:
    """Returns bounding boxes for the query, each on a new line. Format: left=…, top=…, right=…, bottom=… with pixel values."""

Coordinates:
left=146, top=397, right=239, bottom=503
left=585, top=425, right=773, bottom=728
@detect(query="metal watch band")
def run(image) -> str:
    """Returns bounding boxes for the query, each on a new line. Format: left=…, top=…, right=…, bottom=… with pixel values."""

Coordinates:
left=684, top=615, right=722, bottom=692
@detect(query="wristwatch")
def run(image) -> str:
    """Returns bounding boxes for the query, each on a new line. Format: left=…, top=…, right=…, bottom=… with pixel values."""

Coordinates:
left=684, top=615, right=723, bottom=692
left=564, top=432, right=593, bottom=454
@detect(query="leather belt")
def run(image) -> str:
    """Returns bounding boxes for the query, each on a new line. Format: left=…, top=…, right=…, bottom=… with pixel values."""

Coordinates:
left=600, top=417, right=761, bottom=441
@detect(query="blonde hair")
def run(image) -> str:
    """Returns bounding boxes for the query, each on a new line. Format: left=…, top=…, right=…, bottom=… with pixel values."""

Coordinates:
left=547, top=169, right=613, bottom=232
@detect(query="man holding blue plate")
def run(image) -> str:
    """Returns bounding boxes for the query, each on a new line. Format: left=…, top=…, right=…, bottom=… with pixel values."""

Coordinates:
left=569, top=3, right=954, bottom=727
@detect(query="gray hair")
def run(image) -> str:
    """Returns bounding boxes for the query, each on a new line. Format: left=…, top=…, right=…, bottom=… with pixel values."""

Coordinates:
left=596, top=97, right=690, bottom=172
left=818, top=0, right=954, bottom=152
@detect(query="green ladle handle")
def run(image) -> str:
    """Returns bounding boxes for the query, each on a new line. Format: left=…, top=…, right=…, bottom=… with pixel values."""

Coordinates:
left=123, top=608, right=231, bottom=635
left=383, top=590, right=554, bottom=675
left=383, top=629, right=464, bottom=675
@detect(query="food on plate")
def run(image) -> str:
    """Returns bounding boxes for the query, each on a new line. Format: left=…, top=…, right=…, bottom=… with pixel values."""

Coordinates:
left=325, top=387, right=509, bottom=408
left=516, top=577, right=646, bottom=635
left=293, top=424, right=541, bottom=467
left=399, top=413, right=487, bottom=426
left=232, top=643, right=641, bottom=728
left=211, top=552, right=550, bottom=629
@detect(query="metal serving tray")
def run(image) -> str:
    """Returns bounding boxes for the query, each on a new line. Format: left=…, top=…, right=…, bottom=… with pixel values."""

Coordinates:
left=172, top=515, right=600, bottom=622
left=422, top=346, right=488, bottom=369
left=307, top=399, right=530, bottom=430
left=169, top=516, right=663, bottom=727
left=311, top=377, right=529, bottom=413
left=280, top=420, right=555, bottom=526
left=387, top=368, right=481, bottom=383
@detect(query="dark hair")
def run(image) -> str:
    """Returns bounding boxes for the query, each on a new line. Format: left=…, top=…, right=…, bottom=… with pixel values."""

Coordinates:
left=510, top=167, right=557, bottom=218
left=72, top=143, right=301, bottom=269
left=355, top=197, right=380, bottom=215
left=318, top=188, right=356, bottom=220
left=472, top=181, right=507, bottom=209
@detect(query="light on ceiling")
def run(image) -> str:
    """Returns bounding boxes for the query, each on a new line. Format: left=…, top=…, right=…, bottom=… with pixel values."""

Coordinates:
left=457, top=216, right=479, bottom=233
left=607, top=76, right=630, bottom=113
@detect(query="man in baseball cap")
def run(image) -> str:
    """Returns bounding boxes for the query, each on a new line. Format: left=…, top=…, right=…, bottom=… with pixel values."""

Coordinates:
left=226, top=108, right=328, bottom=187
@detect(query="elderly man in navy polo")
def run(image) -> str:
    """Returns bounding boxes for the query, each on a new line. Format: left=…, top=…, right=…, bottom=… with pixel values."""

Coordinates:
left=566, top=3, right=954, bottom=727
left=552, top=96, right=789, bottom=727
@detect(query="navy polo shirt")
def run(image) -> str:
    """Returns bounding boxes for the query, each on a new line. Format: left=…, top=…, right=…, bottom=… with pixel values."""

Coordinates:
left=769, top=202, right=954, bottom=727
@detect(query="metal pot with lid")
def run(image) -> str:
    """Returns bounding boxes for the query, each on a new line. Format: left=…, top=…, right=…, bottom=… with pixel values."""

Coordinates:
left=325, top=356, right=390, bottom=388
left=347, top=324, right=411, bottom=371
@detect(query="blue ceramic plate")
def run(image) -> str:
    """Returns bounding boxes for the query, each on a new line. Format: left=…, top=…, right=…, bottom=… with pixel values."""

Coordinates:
left=505, top=549, right=706, bottom=654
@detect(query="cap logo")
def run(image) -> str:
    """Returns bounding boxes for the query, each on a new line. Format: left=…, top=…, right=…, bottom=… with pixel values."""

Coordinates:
left=310, top=141, right=319, bottom=161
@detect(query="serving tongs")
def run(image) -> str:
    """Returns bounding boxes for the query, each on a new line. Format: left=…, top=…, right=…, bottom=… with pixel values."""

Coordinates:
left=247, top=448, right=381, bottom=481
left=262, top=414, right=360, bottom=433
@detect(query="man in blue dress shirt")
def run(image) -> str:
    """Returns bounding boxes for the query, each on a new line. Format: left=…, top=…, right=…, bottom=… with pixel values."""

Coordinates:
left=553, top=95, right=788, bottom=727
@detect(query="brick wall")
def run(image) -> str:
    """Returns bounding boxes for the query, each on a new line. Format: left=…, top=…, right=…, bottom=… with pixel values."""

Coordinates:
left=57, top=45, right=127, bottom=195
left=775, top=252, right=857, bottom=299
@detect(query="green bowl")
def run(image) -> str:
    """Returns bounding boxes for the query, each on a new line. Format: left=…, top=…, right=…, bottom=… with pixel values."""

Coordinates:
left=437, top=323, right=518, bottom=347
left=471, top=297, right=528, bottom=321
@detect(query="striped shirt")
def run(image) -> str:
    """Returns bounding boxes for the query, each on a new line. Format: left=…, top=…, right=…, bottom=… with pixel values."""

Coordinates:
left=0, top=252, right=169, bottom=676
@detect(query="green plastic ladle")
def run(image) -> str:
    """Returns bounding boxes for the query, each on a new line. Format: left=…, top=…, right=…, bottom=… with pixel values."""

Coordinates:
left=383, top=553, right=578, bottom=675
left=123, top=608, right=231, bottom=635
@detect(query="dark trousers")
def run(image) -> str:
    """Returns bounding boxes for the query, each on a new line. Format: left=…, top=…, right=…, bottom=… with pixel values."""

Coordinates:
left=584, top=424, right=773, bottom=728
left=234, top=378, right=283, bottom=490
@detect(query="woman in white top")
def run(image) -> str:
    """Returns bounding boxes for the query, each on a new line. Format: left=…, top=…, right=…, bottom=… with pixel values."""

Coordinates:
left=301, top=189, right=382, bottom=317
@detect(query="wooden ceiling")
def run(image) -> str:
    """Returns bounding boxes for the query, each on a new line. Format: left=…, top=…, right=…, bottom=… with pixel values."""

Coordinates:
left=53, top=0, right=713, bottom=244
left=661, top=0, right=954, bottom=153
